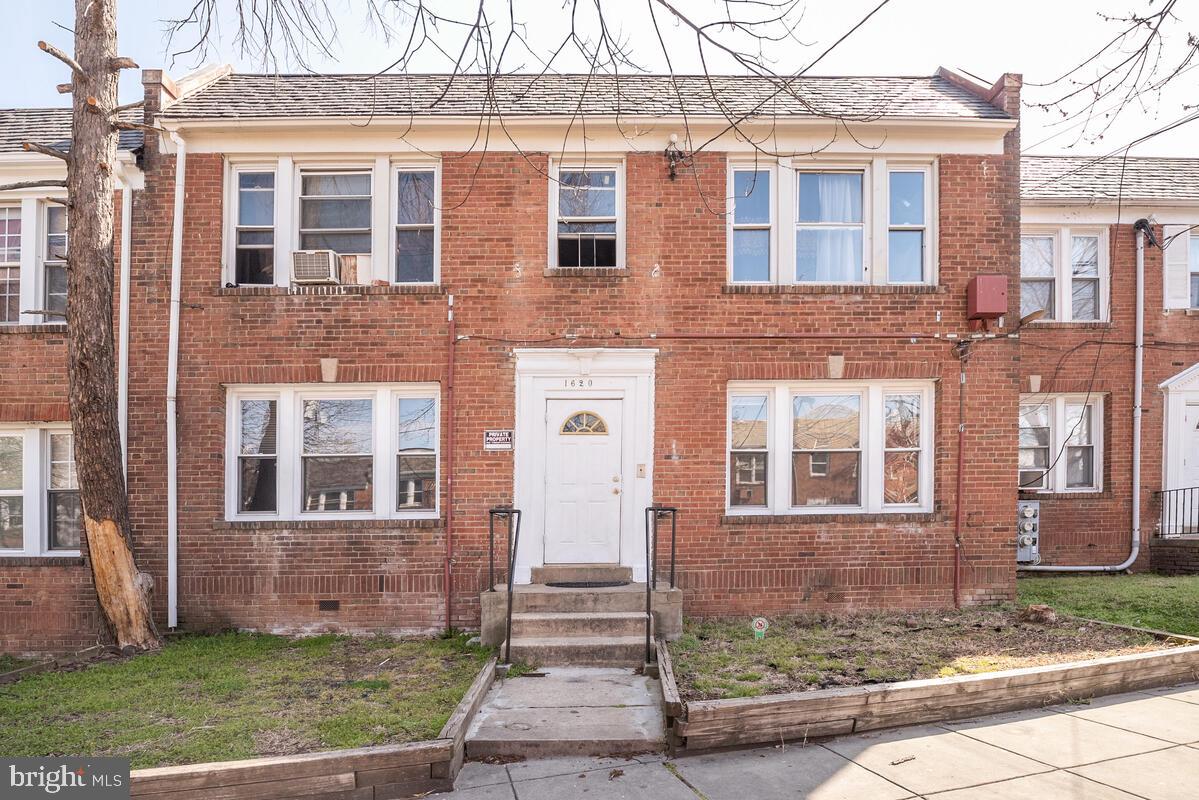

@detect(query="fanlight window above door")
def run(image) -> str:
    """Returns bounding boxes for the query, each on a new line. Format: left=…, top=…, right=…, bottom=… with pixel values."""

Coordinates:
left=561, top=411, right=608, bottom=434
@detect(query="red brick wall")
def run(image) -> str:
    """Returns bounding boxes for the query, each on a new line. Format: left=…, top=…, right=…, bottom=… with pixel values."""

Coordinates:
left=0, top=190, right=128, bottom=655
left=1018, top=223, right=1199, bottom=568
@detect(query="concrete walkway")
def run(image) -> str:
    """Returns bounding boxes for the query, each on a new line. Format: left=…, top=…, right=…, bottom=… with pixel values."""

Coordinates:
left=438, top=682, right=1199, bottom=799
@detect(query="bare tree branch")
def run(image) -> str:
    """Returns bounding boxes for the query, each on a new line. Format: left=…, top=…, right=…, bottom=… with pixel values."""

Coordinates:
left=38, top=39, right=85, bottom=75
left=23, top=141, right=71, bottom=161
left=0, top=178, right=68, bottom=192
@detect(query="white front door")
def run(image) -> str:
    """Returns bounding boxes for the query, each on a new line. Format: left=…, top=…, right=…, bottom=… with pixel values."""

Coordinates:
left=1184, top=404, right=1199, bottom=488
left=544, top=398, right=623, bottom=563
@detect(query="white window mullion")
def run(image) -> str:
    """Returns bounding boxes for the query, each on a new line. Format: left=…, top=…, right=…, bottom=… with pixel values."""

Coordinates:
left=279, top=388, right=298, bottom=516
left=275, top=157, right=294, bottom=286
left=777, top=164, right=796, bottom=284
left=772, top=387, right=790, bottom=514
left=865, top=385, right=883, bottom=511
left=371, top=156, right=390, bottom=284
left=18, top=198, right=39, bottom=325
left=870, top=157, right=887, bottom=286
left=23, top=429, right=42, bottom=554
left=1059, top=226, right=1072, bottom=322
left=375, top=388, right=393, bottom=519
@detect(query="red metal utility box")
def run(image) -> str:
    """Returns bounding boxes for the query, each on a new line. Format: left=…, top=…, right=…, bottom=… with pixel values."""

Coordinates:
left=967, top=274, right=1008, bottom=320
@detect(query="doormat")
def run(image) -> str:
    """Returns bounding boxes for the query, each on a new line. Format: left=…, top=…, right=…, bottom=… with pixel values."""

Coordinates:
left=544, top=580, right=631, bottom=588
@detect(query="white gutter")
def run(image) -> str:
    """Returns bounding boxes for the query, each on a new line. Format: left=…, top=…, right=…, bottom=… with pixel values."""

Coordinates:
left=166, top=132, right=186, bottom=628
left=1021, top=220, right=1146, bottom=573
left=117, top=170, right=132, bottom=474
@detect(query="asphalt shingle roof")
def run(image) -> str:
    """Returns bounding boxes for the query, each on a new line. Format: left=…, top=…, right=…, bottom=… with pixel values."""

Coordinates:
left=159, top=73, right=1011, bottom=122
left=1022, top=155, right=1199, bottom=203
left=0, top=107, right=142, bottom=155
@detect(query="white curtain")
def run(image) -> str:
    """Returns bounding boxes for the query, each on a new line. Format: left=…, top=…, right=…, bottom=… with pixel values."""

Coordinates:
left=798, top=174, right=862, bottom=281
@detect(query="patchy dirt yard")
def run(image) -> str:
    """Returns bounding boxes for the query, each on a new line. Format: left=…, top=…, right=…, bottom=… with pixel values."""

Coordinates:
left=669, top=607, right=1178, bottom=702
left=0, top=632, right=490, bottom=769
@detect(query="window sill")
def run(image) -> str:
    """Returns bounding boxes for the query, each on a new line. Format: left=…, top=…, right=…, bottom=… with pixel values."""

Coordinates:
left=215, top=517, right=443, bottom=530
left=543, top=267, right=630, bottom=278
left=722, top=284, right=943, bottom=295
left=214, top=284, right=445, bottom=297
left=0, top=554, right=85, bottom=566
left=1023, top=321, right=1111, bottom=330
left=722, top=511, right=939, bottom=525
left=0, top=323, right=68, bottom=335
left=1018, top=489, right=1108, bottom=500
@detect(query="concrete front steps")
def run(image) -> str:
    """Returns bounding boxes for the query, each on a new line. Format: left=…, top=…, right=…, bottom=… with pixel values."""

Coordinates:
left=479, top=564, right=682, bottom=667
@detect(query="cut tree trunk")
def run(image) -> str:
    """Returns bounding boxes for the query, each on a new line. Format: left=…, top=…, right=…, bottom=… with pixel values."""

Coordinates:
left=65, top=0, right=160, bottom=650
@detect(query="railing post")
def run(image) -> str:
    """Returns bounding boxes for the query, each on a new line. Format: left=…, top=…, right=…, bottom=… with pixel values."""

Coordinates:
left=487, top=511, right=496, bottom=592
left=644, top=507, right=653, bottom=665
left=489, top=506, right=521, bottom=663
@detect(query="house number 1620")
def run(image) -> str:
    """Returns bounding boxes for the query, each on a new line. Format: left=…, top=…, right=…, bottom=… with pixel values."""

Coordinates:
left=564, top=378, right=594, bottom=388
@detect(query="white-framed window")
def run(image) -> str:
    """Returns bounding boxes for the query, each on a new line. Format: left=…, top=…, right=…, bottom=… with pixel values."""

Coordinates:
left=0, top=205, right=21, bottom=324
left=225, top=384, right=440, bottom=521
left=549, top=161, right=624, bottom=268
left=796, top=170, right=867, bottom=283
left=299, top=170, right=372, bottom=255
left=0, top=426, right=81, bottom=557
left=1190, top=232, right=1199, bottom=308
left=43, top=204, right=68, bottom=315
left=1020, top=226, right=1108, bottom=322
left=728, top=158, right=935, bottom=286
left=232, top=168, right=275, bottom=285
left=1018, top=394, right=1103, bottom=492
left=392, top=166, right=439, bottom=283
left=728, top=167, right=775, bottom=283
left=726, top=381, right=934, bottom=515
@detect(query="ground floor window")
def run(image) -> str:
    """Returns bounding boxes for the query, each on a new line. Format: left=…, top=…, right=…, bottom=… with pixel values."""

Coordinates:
left=0, top=426, right=80, bottom=556
left=226, top=384, right=439, bottom=521
left=1019, top=394, right=1103, bottom=492
left=727, top=381, right=934, bottom=515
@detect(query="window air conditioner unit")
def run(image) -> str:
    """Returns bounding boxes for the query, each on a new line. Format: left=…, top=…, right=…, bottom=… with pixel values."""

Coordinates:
left=292, top=250, right=341, bottom=284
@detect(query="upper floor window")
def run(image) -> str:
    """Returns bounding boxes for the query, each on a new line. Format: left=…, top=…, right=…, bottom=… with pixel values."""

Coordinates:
left=300, top=171, right=372, bottom=255
left=727, top=381, right=934, bottom=515
left=1020, top=227, right=1107, bottom=322
left=226, top=384, right=439, bottom=521
left=551, top=163, right=623, bottom=268
left=0, top=206, right=21, bottom=324
left=0, top=426, right=80, bottom=557
left=1191, top=233, right=1199, bottom=308
left=43, top=205, right=68, bottom=316
left=234, top=170, right=275, bottom=285
left=394, top=168, right=436, bottom=283
left=1019, top=394, right=1103, bottom=492
left=728, top=159, right=934, bottom=286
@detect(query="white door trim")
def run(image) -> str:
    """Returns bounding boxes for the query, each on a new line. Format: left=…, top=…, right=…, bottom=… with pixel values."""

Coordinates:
left=1161, top=362, right=1199, bottom=491
left=513, top=348, right=657, bottom=584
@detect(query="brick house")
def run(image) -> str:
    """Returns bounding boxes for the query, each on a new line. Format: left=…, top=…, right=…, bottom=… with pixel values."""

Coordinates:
left=3, top=66, right=1035, bottom=654
left=1018, top=156, right=1199, bottom=573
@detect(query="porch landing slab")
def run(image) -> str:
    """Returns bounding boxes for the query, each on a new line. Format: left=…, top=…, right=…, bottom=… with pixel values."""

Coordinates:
left=465, top=667, right=665, bottom=758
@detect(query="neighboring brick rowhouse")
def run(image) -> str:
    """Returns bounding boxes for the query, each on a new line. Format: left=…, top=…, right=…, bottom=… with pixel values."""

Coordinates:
left=1018, top=222, right=1199, bottom=569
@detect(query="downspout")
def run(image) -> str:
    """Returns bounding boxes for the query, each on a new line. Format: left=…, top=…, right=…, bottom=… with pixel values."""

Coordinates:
left=165, top=132, right=186, bottom=628
left=952, top=341, right=971, bottom=606
left=117, top=169, right=132, bottom=474
left=1020, top=220, right=1146, bottom=573
left=444, top=294, right=456, bottom=633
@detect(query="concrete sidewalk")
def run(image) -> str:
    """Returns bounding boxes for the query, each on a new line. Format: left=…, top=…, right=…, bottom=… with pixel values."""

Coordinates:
left=435, top=682, right=1199, bottom=799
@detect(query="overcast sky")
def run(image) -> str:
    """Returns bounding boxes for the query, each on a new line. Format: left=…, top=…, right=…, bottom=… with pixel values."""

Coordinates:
left=5, top=0, right=1196, bottom=156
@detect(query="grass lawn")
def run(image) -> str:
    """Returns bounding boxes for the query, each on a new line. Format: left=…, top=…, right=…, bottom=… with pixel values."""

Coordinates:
left=1018, top=574, right=1199, bottom=637
left=668, top=607, right=1171, bottom=702
left=0, top=632, right=491, bottom=769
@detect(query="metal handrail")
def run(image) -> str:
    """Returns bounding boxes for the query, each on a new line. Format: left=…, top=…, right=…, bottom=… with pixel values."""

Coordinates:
left=1156, top=487, right=1199, bottom=538
left=488, top=506, right=522, bottom=663
left=644, top=505, right=678, bottom=664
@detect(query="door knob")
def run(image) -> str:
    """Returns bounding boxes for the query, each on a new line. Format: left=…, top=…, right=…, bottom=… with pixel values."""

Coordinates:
left=612, top=475, right=620, bottom=482
left=613, top=487, right=621, bottom=495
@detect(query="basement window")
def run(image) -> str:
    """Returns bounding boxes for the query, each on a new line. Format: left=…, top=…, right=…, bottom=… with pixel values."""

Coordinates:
left=225, top=385, right=440, bottom=521
left=727, top=381, right=934, bottom=515
left=1018, top=394, right=1103, bottom=492
left=0, top=426, right=80, bottom=557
